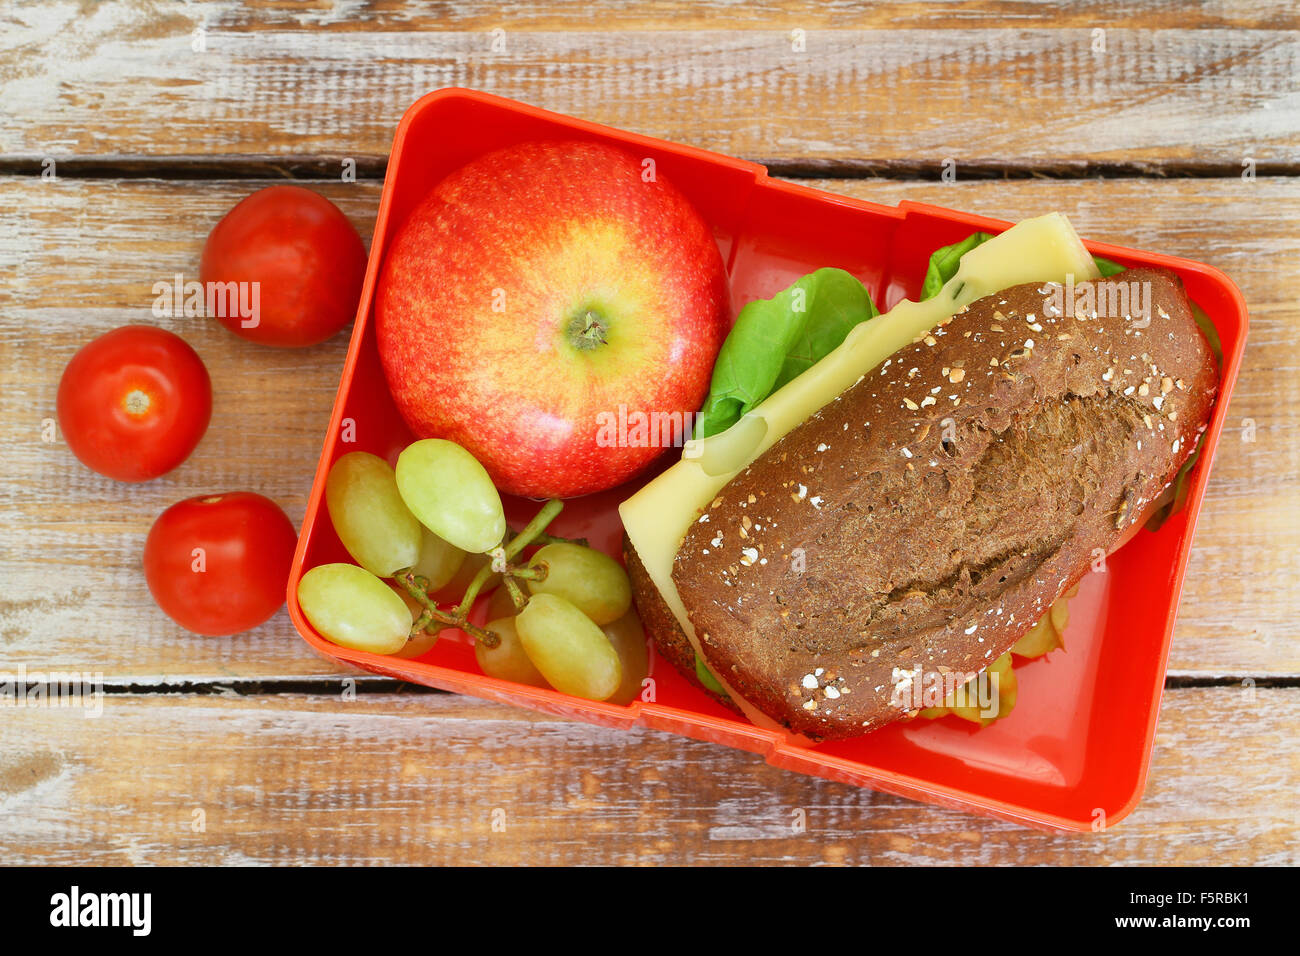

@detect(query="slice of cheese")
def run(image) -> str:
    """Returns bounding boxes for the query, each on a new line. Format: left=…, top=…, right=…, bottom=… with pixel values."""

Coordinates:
left=619, top=213, right=1100, bottom=731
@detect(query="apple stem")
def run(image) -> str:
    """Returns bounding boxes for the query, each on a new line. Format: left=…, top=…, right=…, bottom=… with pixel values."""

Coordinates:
left=583, top=312, right=608, bottom=345
left=568, top=308, right=609, bottom=350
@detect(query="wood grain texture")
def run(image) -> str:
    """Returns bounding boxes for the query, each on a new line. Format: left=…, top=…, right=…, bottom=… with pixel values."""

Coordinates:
left=1, top=1, right=1296, bottom=168
left=1, top=0, right=1296, bottom=865
left=1, top=174, right=1294, bottom=681
left=0, top=687, right=1294, bottom=864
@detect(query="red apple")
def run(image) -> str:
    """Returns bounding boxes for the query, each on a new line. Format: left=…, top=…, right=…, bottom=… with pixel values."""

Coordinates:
left=374, top=140, right=730, bottom=498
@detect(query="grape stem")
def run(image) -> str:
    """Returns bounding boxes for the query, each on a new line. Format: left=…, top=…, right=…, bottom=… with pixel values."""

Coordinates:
left=518, top=530, right=588, bottom=548
left=454, top=559, right=497, bottom=619
left=410, top=606, right=435, bottom=636
left=502, top=574, right=529, bottom=611
left=395, top=498, right=568, bottom=649
left=506, top=565, right=547, bottom=582
left=503, top=499, right=566, bottom=560
left=457, top=498, right=565, bottom=617
left=395, top=569, right=501, bottom=648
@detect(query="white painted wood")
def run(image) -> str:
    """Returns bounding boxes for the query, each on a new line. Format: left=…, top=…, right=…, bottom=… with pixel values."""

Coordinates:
left=2, top=176, right=1294, bottom=680
left=0, top=688, right=1293, bottom=864
left=0, top=2, right=1295, bottom=165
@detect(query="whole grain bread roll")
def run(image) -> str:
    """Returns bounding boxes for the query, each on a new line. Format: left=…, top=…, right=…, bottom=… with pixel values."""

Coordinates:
left=624, top=535, right=737, bottom=711
left=627, top=267, right=1217, bottom=740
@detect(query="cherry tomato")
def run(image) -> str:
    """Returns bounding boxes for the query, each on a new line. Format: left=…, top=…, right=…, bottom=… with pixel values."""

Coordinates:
left=144, top=492, right=298, bottom=636
left=57, top=325, right=212, bottom=482
left=200, top=185, right=367, bottom=347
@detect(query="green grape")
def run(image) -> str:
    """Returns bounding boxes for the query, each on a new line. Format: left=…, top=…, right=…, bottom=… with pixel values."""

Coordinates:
left=432, top=550, right=501, bottom=604
left=325, top=451, right=422, bottom=577
left=395, top=439, right=506, bottom=554
left=601, top=611, right=650, bottom=706
left=526, top=542, right=631, bottom=625
left=475, top=617, right=550, bottom=688
left=412, top=525, right=466, bottom=591
left=298, top=563, right=411, bottom=654
left=485, top=585, right=524, bottom=623
left=515, top=594, right=622, bottom=701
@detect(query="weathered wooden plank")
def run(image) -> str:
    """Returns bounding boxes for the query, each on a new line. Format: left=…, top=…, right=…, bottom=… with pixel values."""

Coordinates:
left=1, top=174, right=1293, bottom=680
left=1, top=1, right=1296, bottom=167
left=0, top=687, right=1293, bottom=864
left=106, top=0, right=1300, bottom=31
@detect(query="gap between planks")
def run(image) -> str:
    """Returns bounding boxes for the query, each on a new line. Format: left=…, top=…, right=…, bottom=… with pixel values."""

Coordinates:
left=1, top=156, right=1297, bottom=182
left=15, top=675, right=1297, bottom=698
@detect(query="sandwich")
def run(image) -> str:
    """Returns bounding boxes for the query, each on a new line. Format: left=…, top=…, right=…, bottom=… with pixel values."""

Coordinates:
left=619, top=213, right=1219, bottom=741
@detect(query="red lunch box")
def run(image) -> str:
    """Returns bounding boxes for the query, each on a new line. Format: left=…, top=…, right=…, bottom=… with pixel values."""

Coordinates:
left=287, top=89, right=1249, bottom=831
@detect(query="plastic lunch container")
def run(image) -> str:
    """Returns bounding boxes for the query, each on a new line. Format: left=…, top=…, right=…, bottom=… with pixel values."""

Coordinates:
left=287, top=88, right=1248, bottom=831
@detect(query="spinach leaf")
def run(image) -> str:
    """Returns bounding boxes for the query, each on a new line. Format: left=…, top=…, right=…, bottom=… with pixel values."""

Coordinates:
left=694, top=268, right=878, bottom=439
left=1191, top=300, right=1223, bottom=360
left=694, top=653, right=728, bottom=696
left=919, top=231, right=1127, bottom=298
left=920, top=232, right=995, bottom=300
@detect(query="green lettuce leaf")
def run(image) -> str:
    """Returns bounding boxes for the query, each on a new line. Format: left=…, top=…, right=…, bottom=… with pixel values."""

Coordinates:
left=920, top=232, right=995, bottom=300
left=919, top=231, right=1126, bottom=299
left=694, top=652, right=728, bottom=696
left=694, top=268, right=879, bottom=439
left=1191, top=300, right=1223, bottom=360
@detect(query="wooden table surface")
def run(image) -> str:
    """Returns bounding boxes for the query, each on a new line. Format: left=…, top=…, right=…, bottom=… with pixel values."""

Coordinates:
left=1, top=0, right=1297, bottom=865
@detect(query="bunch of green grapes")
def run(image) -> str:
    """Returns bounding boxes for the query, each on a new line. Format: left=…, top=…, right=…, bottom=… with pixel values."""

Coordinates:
left=478, top=542, right=648, bottom=705
left=297, top=438, right=648, bottom=703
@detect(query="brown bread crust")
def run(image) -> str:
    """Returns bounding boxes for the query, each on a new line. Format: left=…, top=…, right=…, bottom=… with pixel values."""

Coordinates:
left=664, top=268, right=1217, bottom=740
left=624, top=534, right=737, bottom=711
